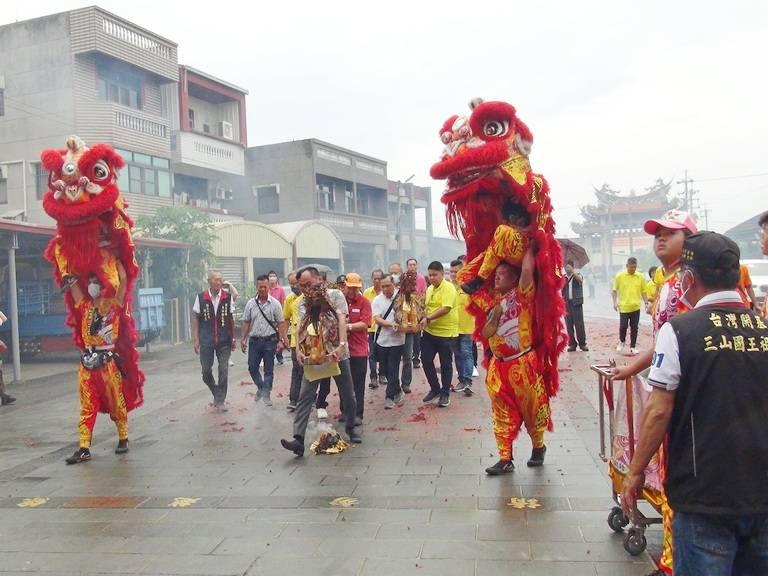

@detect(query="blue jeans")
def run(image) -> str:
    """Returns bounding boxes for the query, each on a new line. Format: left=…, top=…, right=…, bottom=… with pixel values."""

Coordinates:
left=248, top=336, right=277, bottom=393
left=454, top=334, right=474, bottom=385
left=673, top=511, right=768, bottom=576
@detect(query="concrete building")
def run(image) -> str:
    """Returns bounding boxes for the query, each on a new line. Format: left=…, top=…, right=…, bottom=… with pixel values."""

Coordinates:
left=170, top=66, right=248, bottom=222
left=241, top=139, right=389, bottom=272
left=0, top=6, right=179, bottom=223
left=386, top=180, right=433, bottom=267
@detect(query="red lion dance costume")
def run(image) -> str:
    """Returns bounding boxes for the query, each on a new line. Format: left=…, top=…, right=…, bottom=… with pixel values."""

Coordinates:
left=431, top=99, right=566, bottom=467
left=41, top=136, right=144, bottom=463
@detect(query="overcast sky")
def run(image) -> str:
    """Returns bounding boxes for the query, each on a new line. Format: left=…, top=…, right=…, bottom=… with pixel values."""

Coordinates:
left=4, top=1, right=768, bottom=237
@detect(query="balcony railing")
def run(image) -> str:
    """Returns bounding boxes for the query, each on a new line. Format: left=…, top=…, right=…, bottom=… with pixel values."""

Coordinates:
left=171, top=131, right=244, bottom=176
left=115, top=111, right=167, bottom=137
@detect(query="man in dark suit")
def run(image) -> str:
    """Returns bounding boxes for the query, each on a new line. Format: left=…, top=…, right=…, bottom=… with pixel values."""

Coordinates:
left=562, top=260, right=588, bottom=351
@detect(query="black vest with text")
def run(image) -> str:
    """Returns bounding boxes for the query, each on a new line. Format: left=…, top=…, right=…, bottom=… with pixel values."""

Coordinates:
left=198, top=291, right=234, bottom=348
left=666, top=304, right=768, bottom=515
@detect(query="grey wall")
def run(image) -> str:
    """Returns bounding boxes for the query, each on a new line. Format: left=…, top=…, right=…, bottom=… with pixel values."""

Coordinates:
left=242, top=140, right=316, bottom=223
left=0, top=13, right=75, bottom=223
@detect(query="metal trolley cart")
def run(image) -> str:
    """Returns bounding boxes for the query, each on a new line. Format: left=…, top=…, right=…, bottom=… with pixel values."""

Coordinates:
left=591, top=363, right=663, bottom=556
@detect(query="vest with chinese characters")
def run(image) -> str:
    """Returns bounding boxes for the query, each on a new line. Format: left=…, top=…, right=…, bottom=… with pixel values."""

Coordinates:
left=666, top=305, right=768, bottom=515
left=198, top=291, right=234, bottom=348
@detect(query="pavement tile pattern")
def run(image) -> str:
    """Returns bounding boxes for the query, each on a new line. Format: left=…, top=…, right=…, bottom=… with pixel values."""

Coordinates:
left=0, top=318, right=657, bottom=575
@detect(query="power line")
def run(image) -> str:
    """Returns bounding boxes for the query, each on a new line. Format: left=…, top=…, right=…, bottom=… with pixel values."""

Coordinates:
left=695, top=171, right=768, bottom=183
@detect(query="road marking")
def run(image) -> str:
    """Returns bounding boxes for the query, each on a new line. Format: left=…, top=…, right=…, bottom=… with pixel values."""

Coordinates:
left=17, top=497, right=49, bottom=508
left=330, top=497, right=358, bottom=508
left=168, top=497, right=201, bottom=508
left=506, top=497, right=541, bottom=510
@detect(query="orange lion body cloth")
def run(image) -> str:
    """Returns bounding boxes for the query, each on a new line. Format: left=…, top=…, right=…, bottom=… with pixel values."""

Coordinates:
left=40, top=136, right=144, bottom=422
left=430, top=99, right=566, bottom=462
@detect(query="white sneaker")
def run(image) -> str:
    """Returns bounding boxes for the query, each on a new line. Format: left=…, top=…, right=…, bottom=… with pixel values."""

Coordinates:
left=229, top=360, right=235, bottom=367
left=616, top=342, right=624, bottom=352
left=630, top=347, right=639, bottom=355
left=317, top=408, right=328, bottom=419
left=472, top=366, right=479, bottom=378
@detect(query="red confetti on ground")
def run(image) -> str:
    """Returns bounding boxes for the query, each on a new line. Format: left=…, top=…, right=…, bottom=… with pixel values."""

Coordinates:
left=407, top=413, right=427, bottom=423
left=558, top=368, right=573, bottom=372
left=220, top=426, right=244, bottom=433
left=463, top=427, right=481, bottom=432
left=239, top=380, right=251, bottom=386
left=374, top=426, right=400, bottom=431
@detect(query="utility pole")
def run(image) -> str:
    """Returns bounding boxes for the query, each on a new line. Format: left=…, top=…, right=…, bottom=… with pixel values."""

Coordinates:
left=676, top=170, right=695, bottom=213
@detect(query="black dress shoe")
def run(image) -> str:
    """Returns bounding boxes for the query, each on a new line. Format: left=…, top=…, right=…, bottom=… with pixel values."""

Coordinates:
left=65, top=448, right=91, bottom=465
left=567, top=346, right=577, bottom=352
left=485, top=459, right=514, bottom=475
left=280, top=436, right=305, bottom=457
left=0, top=394, right=16, bottom=405
left=527, top=445, right=547, bottom=467
left=580, top=346, right=589, bottom=351
left=347, top=429, right=362, bottom=444
left=115, top=439, right=129, bottom=454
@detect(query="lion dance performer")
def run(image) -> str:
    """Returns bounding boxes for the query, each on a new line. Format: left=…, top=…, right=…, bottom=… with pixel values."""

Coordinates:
left=40, top=136, right=144, bottom=464
left=430, top=99, right=566, bottom=475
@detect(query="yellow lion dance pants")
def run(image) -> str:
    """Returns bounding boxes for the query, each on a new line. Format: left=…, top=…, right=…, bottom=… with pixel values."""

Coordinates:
left=485, top=351, right=550, bottom=460
left=78, top=360, right=128, bottom=448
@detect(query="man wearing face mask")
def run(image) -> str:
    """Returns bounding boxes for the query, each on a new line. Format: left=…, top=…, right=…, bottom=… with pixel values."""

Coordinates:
left=610, top=209, right=697, bottom=576
left=64, top=263, right=131, bottom=465
left=621, top=232, right=768, bottom=575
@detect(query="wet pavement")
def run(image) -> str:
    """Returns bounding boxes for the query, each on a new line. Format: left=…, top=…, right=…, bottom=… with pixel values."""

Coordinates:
left=0, top=316, right=657, bottom=575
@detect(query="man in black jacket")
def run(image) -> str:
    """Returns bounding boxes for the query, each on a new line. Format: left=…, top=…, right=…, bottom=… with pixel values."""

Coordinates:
left=562, top=260, right=588, bottom=351
left=621, top=232, right=768, bottom=575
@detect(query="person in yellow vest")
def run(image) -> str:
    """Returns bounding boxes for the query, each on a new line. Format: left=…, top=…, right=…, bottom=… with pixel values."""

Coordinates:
left=450, top=259, right=476, bottom=396
left=363, top=269, right=384, bottom=388
left=283, top=272, right=303, bottom=412
left=645, top=266, right=658, bottom=313
left=419, top=261, right=458, bottom=407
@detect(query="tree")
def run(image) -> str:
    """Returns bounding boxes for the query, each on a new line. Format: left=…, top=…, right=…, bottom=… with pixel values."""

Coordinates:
left=136, top=206, right=215, bottom=297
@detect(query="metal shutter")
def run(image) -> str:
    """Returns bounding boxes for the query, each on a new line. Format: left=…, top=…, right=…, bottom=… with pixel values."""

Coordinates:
left=214, top=257, right=246, bottom=290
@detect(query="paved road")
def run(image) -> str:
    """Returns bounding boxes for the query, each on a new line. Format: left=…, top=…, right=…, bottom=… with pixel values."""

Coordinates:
left=0, top=320, right=656, bottom=575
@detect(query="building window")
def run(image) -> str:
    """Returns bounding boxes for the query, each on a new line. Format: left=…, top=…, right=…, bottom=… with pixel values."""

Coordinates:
left=317, top=182, right=333, bottom=211
left=188, top=108, right=195, bottom=130
left=355, top=159, right=385, bottom=175
left=316, top=148, right=351, bottom=166
left=118, top=148, right=171, bottom=197
left=253, top=185, right=279, bottom=214
left=34, top=163, right=48, bottom=200
left=97, top=63, right=142, bottom=110
left=0, top=172, right=7, bottom=204
left=414, top=207, right=427, bottom=231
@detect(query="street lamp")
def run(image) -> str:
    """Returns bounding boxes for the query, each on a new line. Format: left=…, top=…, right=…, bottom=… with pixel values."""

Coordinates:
left=396, top=174, right=415, bottom=265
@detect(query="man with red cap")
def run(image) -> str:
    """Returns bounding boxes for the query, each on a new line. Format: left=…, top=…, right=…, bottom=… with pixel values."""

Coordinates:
left=610, top=208, right=698, bottom=576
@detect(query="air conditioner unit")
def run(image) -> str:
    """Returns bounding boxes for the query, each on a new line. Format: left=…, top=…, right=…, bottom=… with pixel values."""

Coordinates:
left=218, top=121, right=234, bottom=140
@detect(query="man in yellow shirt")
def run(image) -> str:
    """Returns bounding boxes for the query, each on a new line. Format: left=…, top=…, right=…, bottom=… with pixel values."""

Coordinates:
left=283, top=272, right=304, bottom=411
left=363, top=269, right=384, bottom=389
left=450, top=259, right=475, bottom=396
left=419, top=261, right=458, bottom=407
left=612, top=257, right=648, bottom=355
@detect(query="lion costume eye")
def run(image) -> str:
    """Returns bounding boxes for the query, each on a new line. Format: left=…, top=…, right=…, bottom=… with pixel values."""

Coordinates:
left=482, top=120, right=509, bottom=138
left=62, top=162, right=77, bottom=177
left=92, top=160, right=110, bottom=182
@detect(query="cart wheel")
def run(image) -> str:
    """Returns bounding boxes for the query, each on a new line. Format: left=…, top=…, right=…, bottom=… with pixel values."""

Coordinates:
left=623, top=528, right=647, bottom=556
left=607, top=506, right=630, bottom=533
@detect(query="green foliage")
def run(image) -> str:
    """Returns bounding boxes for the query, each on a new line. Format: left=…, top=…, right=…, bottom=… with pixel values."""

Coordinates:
left=136, top=206, right=215, bottom=296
